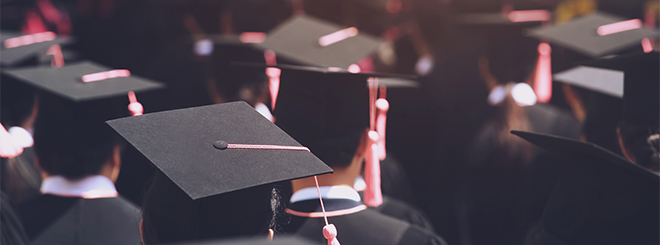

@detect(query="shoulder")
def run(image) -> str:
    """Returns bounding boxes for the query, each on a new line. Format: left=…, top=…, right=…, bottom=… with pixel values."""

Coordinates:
left=375, top=197, right=435, bottom=231
left=398, top=225, right=448, bottom=245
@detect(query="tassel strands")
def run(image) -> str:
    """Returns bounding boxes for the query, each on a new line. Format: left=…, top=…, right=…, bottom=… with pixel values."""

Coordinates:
left=534, top=42, right=552, bottom=103
left=314, top=176, right=340, bottom=245
left=364, top=78, right=383, bottom=207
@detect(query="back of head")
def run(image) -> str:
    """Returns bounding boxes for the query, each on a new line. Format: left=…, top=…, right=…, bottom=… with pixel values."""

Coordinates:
left=141, top=172, right=278, bottom=244
left=33, top=92, right=125, bottom=180
left=484, top=24, right=539, bottom=85
left=273, top=70, right=369, bottom=168
left=1, top=74, right=38, bottom=127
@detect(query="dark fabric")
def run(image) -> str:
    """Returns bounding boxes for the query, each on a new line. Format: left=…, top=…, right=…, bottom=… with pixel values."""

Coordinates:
left=379, top=154, right=418, bottom=205
left=1, top=147, right=42, bottom=205
left=375, top=196, right=435, bottom=232
left=285, top=199, right=446, bottom=245
left=288, top=199, right=363, bottom=213
left=19, top=195, right=141, bottom=245
left=1, top=192, right=30, bottom=245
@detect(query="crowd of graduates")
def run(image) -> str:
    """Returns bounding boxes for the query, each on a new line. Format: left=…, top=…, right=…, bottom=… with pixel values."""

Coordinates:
left=0, top=0, right=659, bottom=244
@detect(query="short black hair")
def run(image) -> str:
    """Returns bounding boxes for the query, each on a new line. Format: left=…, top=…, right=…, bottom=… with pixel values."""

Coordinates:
left=33, top=92, right=126, bottom=180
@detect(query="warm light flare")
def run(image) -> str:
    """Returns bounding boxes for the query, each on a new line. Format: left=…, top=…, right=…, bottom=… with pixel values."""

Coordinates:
left=507, top=10, right=551, bottom=23
left=4, top=31, right=56, bottom=49
left=81, top=69, right=130, bottom=83
left=597, top=19, right=642, bottom=36
left=318, top=27, right=358, bottom=47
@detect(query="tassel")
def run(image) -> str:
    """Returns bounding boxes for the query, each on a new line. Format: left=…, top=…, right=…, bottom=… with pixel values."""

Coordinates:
left=314, top=176, right=340, bottom=245
left=534, top=42, right=552, bottom=103
left=375, top=98, right=389, bottom=160
left=363, top=131, right=383, bottom=207
left=127, top=91, right=143, bottom=116
left=46, top=44, right=64, bottom=68
left=264, top=50, right=281, bottom=111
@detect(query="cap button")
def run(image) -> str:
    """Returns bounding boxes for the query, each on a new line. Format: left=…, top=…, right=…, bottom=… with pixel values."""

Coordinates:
left=213, top=141, right=228, bottom=150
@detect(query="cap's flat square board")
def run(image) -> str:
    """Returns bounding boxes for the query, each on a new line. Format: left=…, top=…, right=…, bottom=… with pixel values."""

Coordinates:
left=107, top=102, right=332, bottom=200
left=1, top=32, right=72, bottom=66
left=258, top=15, right=383, bottom=68
left=553, top=66, right=624, bottom=98
left=528, top=12, right=659, bottom=57
left=2, top=61, right=164, bottom=102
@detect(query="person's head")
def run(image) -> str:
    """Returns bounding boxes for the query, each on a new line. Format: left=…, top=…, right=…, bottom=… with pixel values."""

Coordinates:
left=1, top=75, right=39, bottom=129
left=33, top=93, right=125, bottom=181
left=140, top=172, right=282, bottom=244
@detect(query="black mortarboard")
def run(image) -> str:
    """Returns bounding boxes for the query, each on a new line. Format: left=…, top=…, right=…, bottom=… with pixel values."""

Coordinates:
left=257, top=15, right=383, bottom=68
left=528, top=12, right=659, bottom=57
left=106, top=101, right=332, bottom=200
left=173, top=236, right=315, bottom=245
left=0, top=31, right=72, bottom=67
left=553, top=66, right=624, bottom=98
left=512, top=130, right=659, bottom=245
left=581, top=51, right=659, bottom=125
left=240, top=62, right=416, bottom=167
left=2, top=61, right=164, bottom=102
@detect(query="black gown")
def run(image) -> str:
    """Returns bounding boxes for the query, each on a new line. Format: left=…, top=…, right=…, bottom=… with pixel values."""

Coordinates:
left=369, top=195, right=435, bottom=232
left=19, top=194, right=141, bottom=245
left=283, top=198, right=447, bottom=245
left=1, top=192, right=29, bottom=245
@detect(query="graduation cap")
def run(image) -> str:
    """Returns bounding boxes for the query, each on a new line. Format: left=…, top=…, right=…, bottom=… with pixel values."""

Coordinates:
left=256, top=15, right=383, bottom=68
left=512, top=130, right=659, bottom=245
left=235, top=62, right=417, bottom=208
left=106, top=101, right=332, bottom=200
left=527, top=12, right=659, bottom=57
left=1, top=61, right=164, bottom=102
left=581, top=51, right=659, bottom=125
left=451, top=9, right=552, bottom=25
left=0, top=31, right=72, bottom=67
left=553, top=66, right=624, bottom=98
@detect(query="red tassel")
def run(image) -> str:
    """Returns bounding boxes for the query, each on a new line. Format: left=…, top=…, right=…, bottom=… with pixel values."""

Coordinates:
left=127, top=91, right=143, bottom=116
left=534, top=42, right=552, bottom=103
left=375, top=99, right=389, bottom=160
left=364, top=131, right=383, bottom=207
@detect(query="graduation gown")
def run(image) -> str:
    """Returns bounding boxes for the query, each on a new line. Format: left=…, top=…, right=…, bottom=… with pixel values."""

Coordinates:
left=19, top=194, right=141, bottom=245
left=1, top=192, right=30, bottom=245
left=283, top=187, right=446, bottom=245
left=373, top=195, right=435, bottom=232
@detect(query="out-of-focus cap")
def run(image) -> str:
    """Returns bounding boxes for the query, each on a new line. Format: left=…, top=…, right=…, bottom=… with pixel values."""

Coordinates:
left=528, top=12, right=659, bottom=57
left=553, top=66, right=624, bottom=98
left=106, top=101, right=333, bottom=200
left=512, top=130, right=659, bottom=244
left=581, top=51, right=659, bottom=125
left=1, top=31, right=72, bottom=67
left=257, top=15, right=383, bottom=68
left=1, top=61, right=164, bottom=102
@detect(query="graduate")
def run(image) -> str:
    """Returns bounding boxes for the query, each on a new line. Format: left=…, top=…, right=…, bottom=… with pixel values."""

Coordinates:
left=4, top=61, right=163, bottom=245
left=106, top=101, right=332, bottom=244
left=258, top=63, right=446, bottom=245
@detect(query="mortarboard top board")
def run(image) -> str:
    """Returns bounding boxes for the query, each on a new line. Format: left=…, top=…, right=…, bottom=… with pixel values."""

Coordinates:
left=172, top=236, right=315, bottom=245
left=106, top=101, right=333, bottom=200
left=450, top=10, right=551, bottom=25
left=512, top=130, right=659, bottom=244
left=527, top=12, right=659, bottom=57
left=580, top=51, right=659, bottom=125
left=1, top=61, right=164, bottom=102
left=232, top=62, right=419, bottom=88
left=256, top=15, right=383, bottom=69
left=0, top=31, right=72, bottom=67
left=553, top=66, right=624, bottom=98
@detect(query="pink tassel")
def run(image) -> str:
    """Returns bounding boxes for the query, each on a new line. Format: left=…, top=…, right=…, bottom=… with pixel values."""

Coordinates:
left=46, top=44, right=64, bottom=68
left=375, top=99, right=389, bottom=160
left=534, top=42, right=552, bottom=103
left=363, top=131, right=383, bottom=207
left=314, top=176, right=340, bottom=245
left=323, top=224, right=340, bottom=245
left=127, top=91, right=143, bottom=116
left=264, top=50, right=281, bottom=110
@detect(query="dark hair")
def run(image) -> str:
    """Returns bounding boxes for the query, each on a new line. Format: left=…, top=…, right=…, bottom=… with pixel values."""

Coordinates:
left=1, top=76, right=38, bottom=127
left=471, top=85, right=536, bottom=167
left=619, top=123, right=660, bottom=171
left=140, top=172, right=282, bottom=244
left=32, top=93, right=124, bottom=180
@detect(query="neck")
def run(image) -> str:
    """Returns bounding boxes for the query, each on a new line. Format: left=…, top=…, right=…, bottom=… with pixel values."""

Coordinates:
left=292, top=158, right=362, bottom=193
